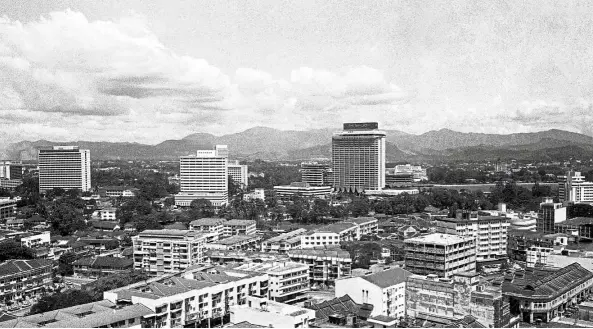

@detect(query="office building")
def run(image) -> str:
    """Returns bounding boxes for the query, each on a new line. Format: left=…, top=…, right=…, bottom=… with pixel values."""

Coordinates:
left=0, top=259, right=53, bottom=308
left=0, top=199, right=16, bottom=219
left=559, top=171, right=593, bottom=204
left=332, top=122, right=386, bottom=193
left=537, top=197, right=567, bottom=233
left=273, top=182, right=332, bottom=200
left=385, top=173, right=414, bottom=187
left=502, top=263, right=593, bottom=323
left=436, top=210, right=509, bottom=262
left=175, top=145, right=228, bottom=207
left=38, top=146, right=91, bottom=193
left=132, top=230, right=211, bottom=276
left=336, top=268, right=412, bottom=319
left=287, top=248, right=352, bottom=285
left=104, top=265, right=270, bottom=328
left=236, top=262, right=310, bottom=302
left=404, top=233, right=476, bottom=277
left=0, top=161, right=22, bottom=180
left=228, top=160, right=248, bottom=187
left=300, top=162, right=331, bottom=186
left=0, top=300, right=153, bottom=328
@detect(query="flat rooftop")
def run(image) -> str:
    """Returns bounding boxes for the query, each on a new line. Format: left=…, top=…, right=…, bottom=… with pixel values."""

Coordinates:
left=405, top=233, right=473, bottom=245
left=213, top=235, right=260, bottom=245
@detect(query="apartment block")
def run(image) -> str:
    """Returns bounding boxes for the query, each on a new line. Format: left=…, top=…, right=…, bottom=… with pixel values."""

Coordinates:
left=175, top=145, right=229, bottom=207
left=300, top=162, right=331, bottom=186
left=104, top=265, right=270, bottom=328
left=190, top=217, right=225, bottom=241
left=300, top=223, right=358, bottom=249
left=404, top=233, right=476, bottom=277
left=223, top=219, right=256, bottom=237
left=261, top=228, right=308, bottom=253
left=554, top=217, right=593, bottom=239
left=537, top=197, right=567, bottom=233
left=287, top=248, right=352, bottom=285
left=345, top=217, right=379, bottom=239
left=436, top=210, right=509, bottom=262
left=19, top=231, right=50, bottom=248
left=0, top=259, right=53, bottom=308
left=132, top=230, right=212, bottom=276
left=0, top=199, right=16, bottom=220
left=336, top=268, right=412, bottom=319
left=0, top=161, right=22, bottom=180
left=38, top=146, right=91, bottom=193
left=332, top=122, right=386, bottom=193
left=236, top=262, right=310, bottom=303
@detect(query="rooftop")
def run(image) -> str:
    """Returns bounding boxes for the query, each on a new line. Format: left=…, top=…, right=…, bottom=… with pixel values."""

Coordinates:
left=0, top=259, right=53, bottom=277
left=557, top=217, right=593, bottom=226
left=287, top=248, right=351, bottom=259
left=189, top=217, right=225, bottom=226
left=264, top=228, right=308, bottom=243
left=359, top=268, right=413, bottom=288
left=236, top=262, right=308, bottom=274
left=137, top=229, right=209, bottom=239
left=211, top=235, right=260, bottom=245
left=313, top=222, right=357, bottom=234
left=72, top=256, right=133, bottom=269
left=226, top=219, right=256, bottom=226
left=306, top=294, right=373, bottom=325
left=344, top=217, right=378, bottom=225
left=405, top=233, right=473, bottom=245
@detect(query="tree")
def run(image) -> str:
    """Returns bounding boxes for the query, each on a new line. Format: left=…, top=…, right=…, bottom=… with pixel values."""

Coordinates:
left=49, top=203, right=87, bottom=236
left=0, top=240, right=35, bottom=261
left=30, top=290, right=95, bottom=315
left=189, top=199, right=215, bottom=219
left=86, top=271, right=149, bottom=300
left=349, top=197, right=370, bottom=217
left=228, top=176, right=241, bottom=197
left=57, top=252, right=78, bottom=276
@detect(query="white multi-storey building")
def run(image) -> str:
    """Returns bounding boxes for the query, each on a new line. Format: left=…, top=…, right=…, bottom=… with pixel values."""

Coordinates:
left=436, top=210, right=509, bottom=262
left=0, top=160, right=22, bottom=180
left=132, top=230, right=212, bottom=276
left=38, top=146, right=91, bottom=193
left=175, top=145, right=229, bottom=207
left=332, top=122, right=386, bottom=193
left=559, top=171, right=593, bottom=204
left=335, top=268, right=412, bottom=319
left=236, top=262, right=310, bottom=303
left=227, top=160, right=248, bottom=187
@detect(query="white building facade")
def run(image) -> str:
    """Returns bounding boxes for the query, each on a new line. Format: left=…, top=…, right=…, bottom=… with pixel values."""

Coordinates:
left=38, top=146, right=91, bottom=193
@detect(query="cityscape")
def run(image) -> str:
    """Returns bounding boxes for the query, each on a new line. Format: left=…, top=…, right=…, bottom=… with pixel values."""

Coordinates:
left=1, top=1, right=593, bottom=329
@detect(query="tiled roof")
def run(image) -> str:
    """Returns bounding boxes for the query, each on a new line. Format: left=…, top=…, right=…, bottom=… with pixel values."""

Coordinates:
left=344, top=217, right=378, bottom=225
left=43, top=303, right=153, bottom=328
left=73, top=256, right=133, bottom=269
left=91, top=221, right=119, bottom=230
left=163, top=222, right=188, bottom=230
left=213, top=235, right=260, bottom=245
left=503, top=263, right=593, bottom=301
left=313, top=222, right=357, bottom=234
left=307, top=295, right=373, bottom=322
left=227, top=321, right=265, bottom=328
left=360, top=268, right=412, bottom=288
left=287, top=248, right=351, bottom=259
left=0, top=259, right=53, bottom=277
left=557, top=217, right=593, bottom=226
left=446, top=315, right=487, bottom=328
left=225, top=219, right=256, bottom=226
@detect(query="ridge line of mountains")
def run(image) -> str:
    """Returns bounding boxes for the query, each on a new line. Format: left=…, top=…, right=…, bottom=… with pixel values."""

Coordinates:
left=5, top=127, right=593, bottom=162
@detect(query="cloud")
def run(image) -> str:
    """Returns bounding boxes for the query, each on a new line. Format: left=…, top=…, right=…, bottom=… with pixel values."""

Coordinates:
left=507, top=100, right=593, bottom=136
left=0, top=9, right=411, bottom=145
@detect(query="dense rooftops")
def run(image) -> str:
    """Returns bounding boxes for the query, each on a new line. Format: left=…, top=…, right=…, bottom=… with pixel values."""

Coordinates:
left=137, top=229, right=210, bottom=239
left=405, top=233, right=473, bottom=245
left=0, top=259, right=53, bottom=277
left=212, top=235, right=260, bottom=245
left=190, top=217, right=225, bottom=226
left=73, top=256, right=133, bottom=269
left=359, top=267, right=413, bottom=288
left=288, top=248, right=351, bottom=259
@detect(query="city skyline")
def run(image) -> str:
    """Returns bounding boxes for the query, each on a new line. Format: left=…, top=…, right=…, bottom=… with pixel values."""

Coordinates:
left=1, top=0, right=592, bottom=147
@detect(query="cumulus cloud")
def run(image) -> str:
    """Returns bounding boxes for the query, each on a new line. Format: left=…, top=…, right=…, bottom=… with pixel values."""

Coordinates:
left=0, top=10, right=409, bottom=145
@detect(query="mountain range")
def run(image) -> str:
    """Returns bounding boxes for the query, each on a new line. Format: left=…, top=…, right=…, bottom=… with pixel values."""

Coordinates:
left=3, top=127, right=593, bottom=162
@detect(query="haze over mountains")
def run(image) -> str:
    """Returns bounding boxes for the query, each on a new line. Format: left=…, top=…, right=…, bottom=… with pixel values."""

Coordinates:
left=4, top=127, right=593, bottom=162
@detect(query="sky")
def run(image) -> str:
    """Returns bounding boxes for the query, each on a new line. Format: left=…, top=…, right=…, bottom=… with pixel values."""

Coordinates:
left=0, top=0, right=592, bottom=145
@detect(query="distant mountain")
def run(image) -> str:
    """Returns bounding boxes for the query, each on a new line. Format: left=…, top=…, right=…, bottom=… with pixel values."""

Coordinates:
left=394, top=128, right=593, bottom=153
left=5, top=127, right=593, bottom=162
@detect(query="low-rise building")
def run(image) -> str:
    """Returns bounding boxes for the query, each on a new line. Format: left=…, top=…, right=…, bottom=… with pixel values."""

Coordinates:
left=224, top=220, right=257, bottom=237
left=19, top=231, right=51, bottom=248
left=526, top=246, right=553, bottom=267
left=336, top=268, right=412, bottom=319
left=99, top=186, right=139, bottom=198
left=4, top=218, right=23, bottom=230
left=206, top=235, right=261, bottom=251
left=407, top=272, right=513, bottom=328
left=301, top=223, right=358, bottom=249
left=133, top=229, right=211, bottom=276
left=0, top=300, right=153, bottom=328
left=305, top=294, right=374, bottom=328
left=0, top=259, right=53, bottom=307
left=73, top=256, right=134, bottom=279
left=91, top=207, right=117, bottom=221
left=345, top=217, right=379, bottom=238
left=104, top=265, right=270, bottom=328
left=273, top=182, right=332, bottom=200
left=230, top=296, right=315, bottom=328
left=243, top=188, right=265, bottom=202
left=404, top=233, right=476, bottom=277
left=555, top=217, right=593, bottom=238
left=288, top=248, right=352, bottom=285
left=507, top=230, right=554, bottom=263
left=236, top=262, right=310, bottom=303
left=190, top=217, right=225, bottom=241
left=0, top=199, right=16, bottom=220
left=261, top=228, right=307, bottom=253
left=502, top=262, right=593, bottom=323
left=206, top=250, right=290, bottom=265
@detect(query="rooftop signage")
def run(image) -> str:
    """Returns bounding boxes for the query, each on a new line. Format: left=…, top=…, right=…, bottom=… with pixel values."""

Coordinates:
left=343, top=122, right=378, bottom=130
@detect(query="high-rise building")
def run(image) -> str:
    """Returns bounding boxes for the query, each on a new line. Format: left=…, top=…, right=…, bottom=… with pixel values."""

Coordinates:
left=227, top=160, right=248, bottom=187
left=536, top=197, right=566, bottom=234
left=38, top=146, right=91, bottom=193
left=175, top=145, right=229, bottom=207
left=0, top=161, right=22, bottom=180
left=300, top=162, right=331, bottom=186
left=332, top=122, right=386, bottom=193
left=559, top=171, right=593, bottom=204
